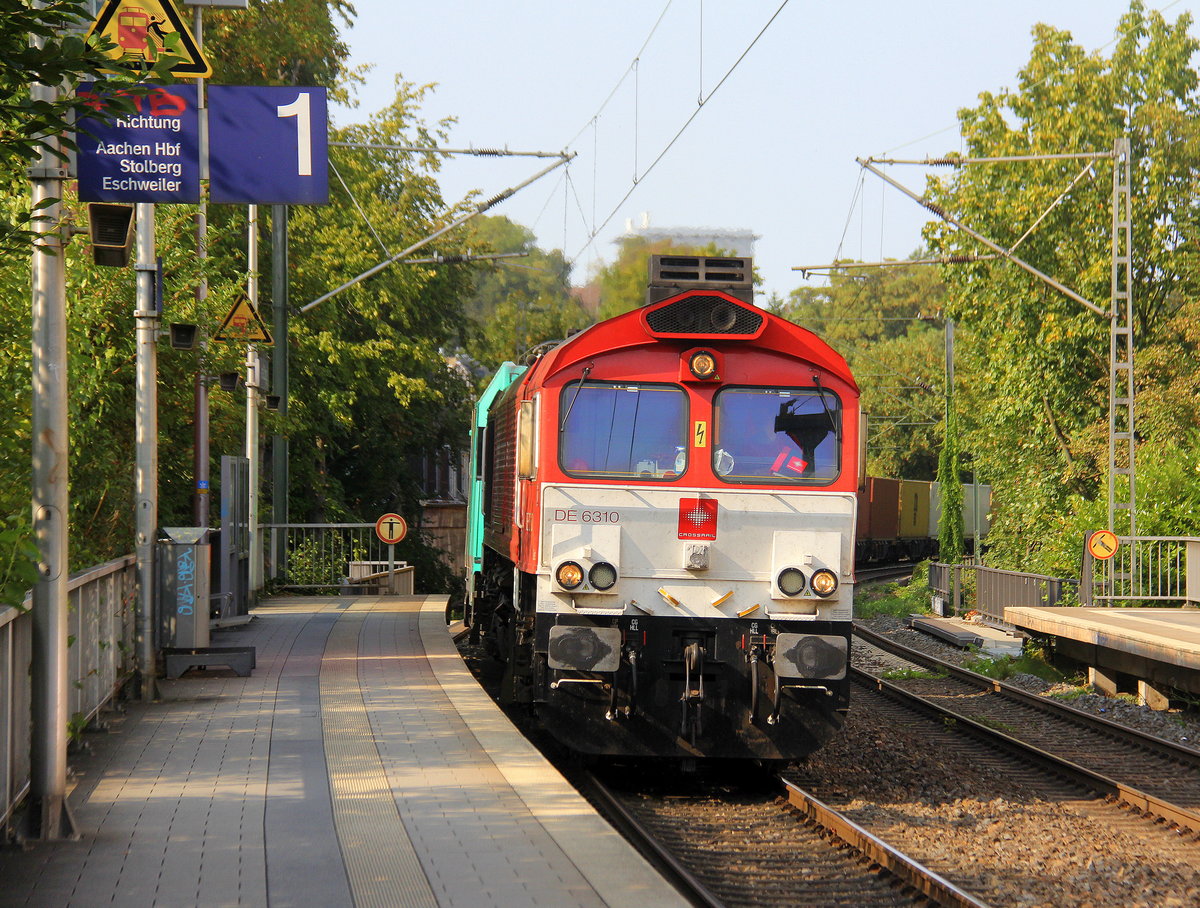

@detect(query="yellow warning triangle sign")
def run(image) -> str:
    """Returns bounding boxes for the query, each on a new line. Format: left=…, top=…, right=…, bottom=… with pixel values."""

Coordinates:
left=214, top=293, right=273, bottom=344
left=85, top=0, right=213, bottom=78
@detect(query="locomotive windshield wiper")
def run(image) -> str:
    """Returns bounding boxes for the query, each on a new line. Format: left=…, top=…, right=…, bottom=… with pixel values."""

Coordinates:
left=559, top=364, right=592, bottom=430
left=811, top=375, right=838, bottom=431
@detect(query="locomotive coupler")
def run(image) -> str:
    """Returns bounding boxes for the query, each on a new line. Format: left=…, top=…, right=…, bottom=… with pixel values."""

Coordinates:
left=680, top=639, right=706, bottom=740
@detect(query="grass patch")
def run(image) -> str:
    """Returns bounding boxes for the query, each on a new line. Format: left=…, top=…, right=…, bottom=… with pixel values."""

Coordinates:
left=962, top=650, right=1064, bottom=684
left=973, top=716, right=1018, bottom=734
left=855, top=561, right=934, bottom=620
left=880, top=667, right=946, bottom=681
left=1049, top=686, right=1093, bottom=702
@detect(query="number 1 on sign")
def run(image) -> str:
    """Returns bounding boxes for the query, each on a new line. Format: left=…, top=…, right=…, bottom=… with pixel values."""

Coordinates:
left=277, top=93, right=312, bottom=176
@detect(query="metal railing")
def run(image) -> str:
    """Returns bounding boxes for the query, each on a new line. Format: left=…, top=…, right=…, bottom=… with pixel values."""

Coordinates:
left=1081, top=536, right=1200, bottom=607
left=264, top=524, right=411, bottom=593
left=2, top=555, right=137, bottom=833
left=930, top=562, right=1077, bottom=623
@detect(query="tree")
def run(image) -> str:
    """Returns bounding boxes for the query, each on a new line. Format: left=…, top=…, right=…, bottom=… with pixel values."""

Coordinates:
left=279, top=79, right=478, bottom=530
left=936, top=405, right=966, bottom=566
left=460, top=215, right=585, bottom=371
left=592, top=235, right=740, bottom=320
left=0, top=0, right=170, bottom=257
left=924, top=2, right=1200, bottom=572
left=778, top=257, right=946, bottom=480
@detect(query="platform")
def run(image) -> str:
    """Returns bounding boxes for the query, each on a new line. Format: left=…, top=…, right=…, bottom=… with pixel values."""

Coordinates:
left=908, top=615, right=1024, bottom=657
left=1006, top=606, right=1200, bottom=705
left=0, top=596, right=686, bottom=908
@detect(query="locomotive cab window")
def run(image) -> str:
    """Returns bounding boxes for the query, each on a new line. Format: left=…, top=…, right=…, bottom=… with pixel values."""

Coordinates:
left=713, top=386, right=841, bottom=484
left=560, top=381, right=688, bottom=481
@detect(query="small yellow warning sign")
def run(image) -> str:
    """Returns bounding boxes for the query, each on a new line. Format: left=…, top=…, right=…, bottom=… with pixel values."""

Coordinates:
left=86, top=0, right=213, bottom=78
left=214, top=293, right=272, bottom=344
left=1087, top=529, right=1120, bottom=561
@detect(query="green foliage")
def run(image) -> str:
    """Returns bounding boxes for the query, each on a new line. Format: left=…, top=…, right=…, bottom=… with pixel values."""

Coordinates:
left=284, top=535, right=365, bottom=589
left=937, top=405, right=966, bottom=565
left=280, top=79, right=477, bottom=522
left=779, top=259, right=945, bottom=479
left=854, top=561, right=934, bottom=619
left=67, top=711, right=87, bottom=742
left=201, top=0, right=355, bottom=92
left=0, top=1, right=174, bottom=257
left=919, top=3, right=1200, bottom=574
left=0, top=514, right=39, bottom=611
left=592, top=235, right=739, bottom=320
left=986, top=431, right=1200, bottom=578
left=460, top=216, right=586, bottom=372
left=962, top=648, right=1064, bottom=684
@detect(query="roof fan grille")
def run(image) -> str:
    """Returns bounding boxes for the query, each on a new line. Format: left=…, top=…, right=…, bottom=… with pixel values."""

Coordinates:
left=646, top=294, right=764, bottom=336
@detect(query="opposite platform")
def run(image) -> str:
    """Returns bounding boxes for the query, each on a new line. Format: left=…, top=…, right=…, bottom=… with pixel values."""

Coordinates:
left=1006, top=605, right=1200, bottom=702
left=0, top=596, right=686, bottom=908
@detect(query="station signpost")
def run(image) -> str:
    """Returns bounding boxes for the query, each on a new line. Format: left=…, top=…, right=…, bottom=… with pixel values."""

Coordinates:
left=376, top=513, right=408, bottom=594
left=77, top=84, right=201, bottom=203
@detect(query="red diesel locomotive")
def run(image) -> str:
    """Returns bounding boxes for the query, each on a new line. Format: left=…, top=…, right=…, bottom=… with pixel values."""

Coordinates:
left=466, top=255, right=861, bottom=761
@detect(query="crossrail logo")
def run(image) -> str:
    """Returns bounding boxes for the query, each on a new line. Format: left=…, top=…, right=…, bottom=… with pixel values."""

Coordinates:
left=677, top=497, right=718, bottom=540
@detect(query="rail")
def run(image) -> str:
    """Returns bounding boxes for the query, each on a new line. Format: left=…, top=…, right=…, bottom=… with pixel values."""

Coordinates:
left=930, top=562, right=1076, bottom=622
left=2, top=555, right=137, bottom=833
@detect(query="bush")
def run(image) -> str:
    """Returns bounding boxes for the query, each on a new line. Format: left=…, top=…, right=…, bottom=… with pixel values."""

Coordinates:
left=855, top=560, right=935, bottom=620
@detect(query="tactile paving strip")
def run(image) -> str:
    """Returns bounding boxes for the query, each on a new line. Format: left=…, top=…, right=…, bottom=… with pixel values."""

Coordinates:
left=320, top=605, right=438, bottom=908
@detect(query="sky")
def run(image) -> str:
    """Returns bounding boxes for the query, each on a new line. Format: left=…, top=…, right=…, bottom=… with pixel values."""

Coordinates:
left=330, top=1, right=1193, bottom=301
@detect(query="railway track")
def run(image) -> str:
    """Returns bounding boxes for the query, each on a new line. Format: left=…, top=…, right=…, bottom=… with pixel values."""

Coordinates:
left=774, top=626, right=1200, bottom=904
left=852, top=623, right=1200, bottom=832
left=855, top=563, right=917, bottom=585
left=582, top=767, right=987, bottom=908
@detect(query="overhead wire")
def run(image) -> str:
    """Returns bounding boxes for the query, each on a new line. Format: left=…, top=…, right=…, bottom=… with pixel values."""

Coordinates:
left=572, top=0, right=792, bottom=262
left=562, top=0, right=676, bottom=151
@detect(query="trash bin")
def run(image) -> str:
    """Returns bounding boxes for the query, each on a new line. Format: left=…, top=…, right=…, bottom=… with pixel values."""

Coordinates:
left=158, top=527, right=211, bottom=649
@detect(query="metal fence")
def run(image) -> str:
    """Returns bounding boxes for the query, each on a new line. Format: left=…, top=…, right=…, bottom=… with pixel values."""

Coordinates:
left=1081, top=536, right=1200, bottom=607
left=930, top=562, right=1077, bottom=623
left=263, top=524, right=414, bottom=594
left=2, top=554, right=137, bottom=833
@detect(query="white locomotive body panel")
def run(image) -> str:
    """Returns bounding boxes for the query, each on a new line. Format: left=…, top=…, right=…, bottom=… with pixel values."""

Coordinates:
left=539, top=484, right=856, bottom=621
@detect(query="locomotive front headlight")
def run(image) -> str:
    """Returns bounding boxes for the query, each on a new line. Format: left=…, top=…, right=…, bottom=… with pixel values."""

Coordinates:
left=810, top=568, right=839, bottom=598
left=688, top=350, right=718, bottom=380
left=588, top=561, right=618, bottom=591
left=555, top=561, right=584, bottom=590
left=777, top=567, right=806, bottom=597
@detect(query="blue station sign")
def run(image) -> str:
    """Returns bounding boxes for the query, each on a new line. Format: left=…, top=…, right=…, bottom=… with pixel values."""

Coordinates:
left=76, top=83, right=201, bottom=203
left=208, top=86, right=329, bottom=205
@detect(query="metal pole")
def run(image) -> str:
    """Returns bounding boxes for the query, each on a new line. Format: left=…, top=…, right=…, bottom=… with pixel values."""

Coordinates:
left=135, top=202, right=159, bottom=700
left=246, top=206, right=261, bottom=595
left=857, top=157, right=1108, bottom=317
left=28, top=54, right=76, bottom=841
left=194, top=372, right=209, bottom=527
left=193, top=4, right=210, bottom=532
left=300, top=152, right=575, bottom=313
left=271, top=204, right=288, bottom=576
left=388, top=542, right=395, bottom=595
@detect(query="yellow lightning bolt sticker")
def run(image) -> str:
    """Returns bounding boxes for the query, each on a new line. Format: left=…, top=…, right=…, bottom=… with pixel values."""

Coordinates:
left=694, top=420, right=708, bottom=448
